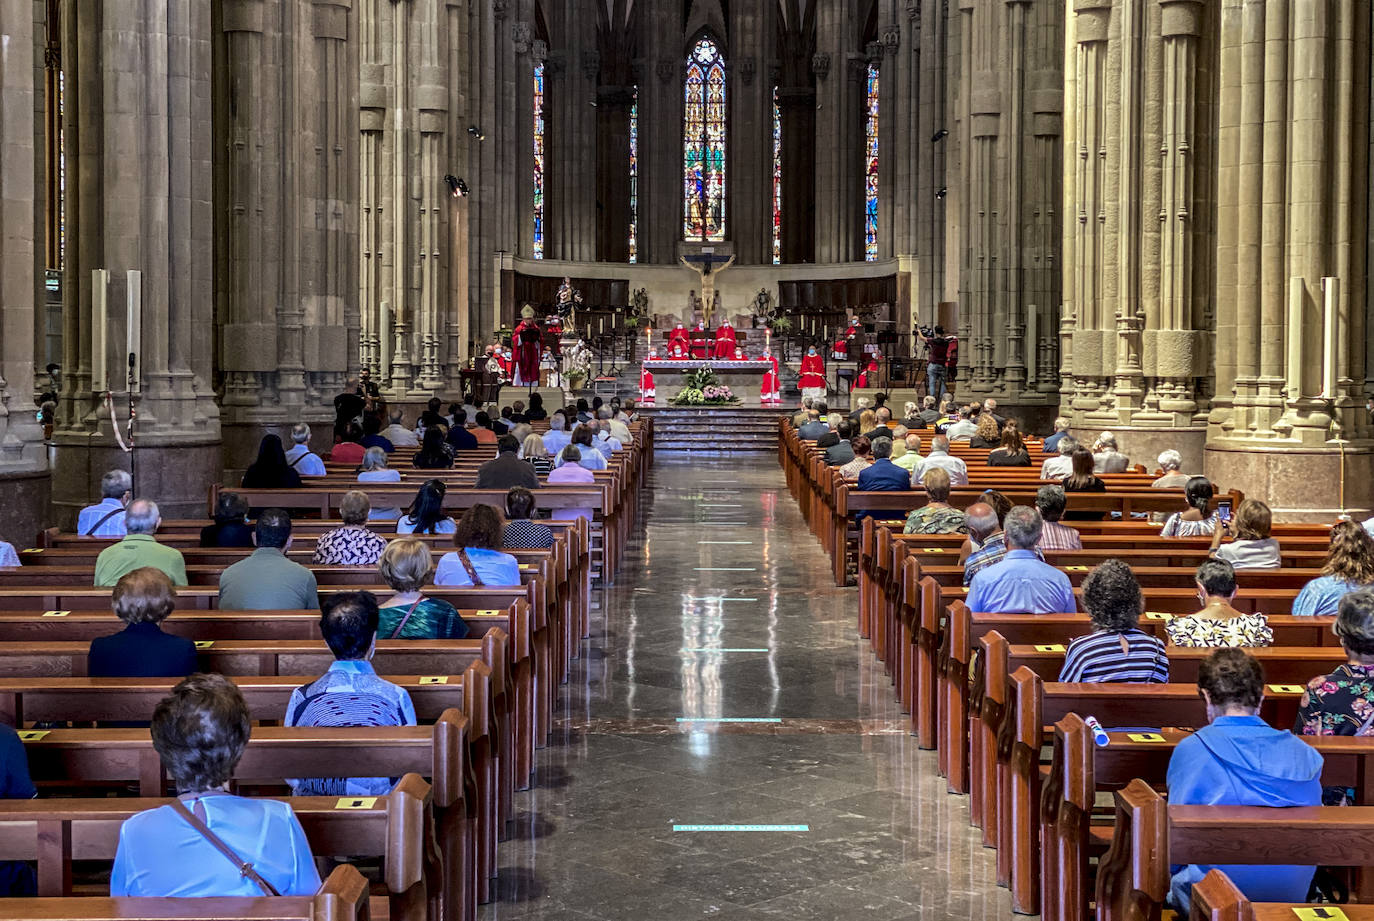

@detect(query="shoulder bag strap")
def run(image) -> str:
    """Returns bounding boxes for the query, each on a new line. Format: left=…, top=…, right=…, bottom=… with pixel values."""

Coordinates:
left=457, top=548, right=485, bottom=586
left=387, top=596, right=424, bottom=639
left=169, top=799, right=281, bottom=896
left=287, top=452, right=309, bottom=468
left=83, top=507, right=124, bottom=537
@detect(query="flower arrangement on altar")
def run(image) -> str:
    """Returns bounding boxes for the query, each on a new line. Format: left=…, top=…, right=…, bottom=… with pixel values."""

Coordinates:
left=670, top=368, right=740, bottom=406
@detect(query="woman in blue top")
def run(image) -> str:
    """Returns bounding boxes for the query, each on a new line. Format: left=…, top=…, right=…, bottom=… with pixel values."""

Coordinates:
left=554, top=425, right=608, bottom=471
left=1293, top=520, right=1374, bottom=615
left=435, top=503, right=521, bottom=586
left=111, top=674, right=320, bottom=897
left=357, top=446, right=403, bottom=520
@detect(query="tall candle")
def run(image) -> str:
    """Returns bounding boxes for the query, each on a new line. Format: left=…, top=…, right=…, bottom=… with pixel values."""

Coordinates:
left=91, top=269, right=109, bottom=391
left=1322, top=276, right=1339, bottom=398
left=126, top=270, right=142, bottom=391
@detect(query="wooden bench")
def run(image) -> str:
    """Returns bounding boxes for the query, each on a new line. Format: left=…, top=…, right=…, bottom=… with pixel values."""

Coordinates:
left=1186, top=869, right=1374, bottom=921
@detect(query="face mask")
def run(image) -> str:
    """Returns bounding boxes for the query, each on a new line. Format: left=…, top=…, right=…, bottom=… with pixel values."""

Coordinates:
left=808, top=349, right=816, bottom=356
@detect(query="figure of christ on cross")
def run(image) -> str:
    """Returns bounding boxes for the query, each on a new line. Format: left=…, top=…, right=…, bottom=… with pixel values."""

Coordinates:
left=678, top=252, right=735, bottom=328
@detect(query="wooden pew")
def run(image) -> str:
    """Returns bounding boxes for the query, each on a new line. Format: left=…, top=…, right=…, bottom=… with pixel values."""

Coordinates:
left=0, top=777, right=433, bottom=921
left=0, top=862, right=369, bottom=921
left=1186, top=869, right=1374, bottom=921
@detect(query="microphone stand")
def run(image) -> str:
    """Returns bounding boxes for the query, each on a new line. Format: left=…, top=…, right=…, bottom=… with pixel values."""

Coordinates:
left=126, top=351, right=138, bottom=494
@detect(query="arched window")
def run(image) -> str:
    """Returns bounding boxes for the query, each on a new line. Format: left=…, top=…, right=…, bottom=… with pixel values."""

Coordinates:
left=683, top=36, right=726, bottom=242
left=532, top=62, right=546, bottom=259
left=864, top=62, right=879, bottom=261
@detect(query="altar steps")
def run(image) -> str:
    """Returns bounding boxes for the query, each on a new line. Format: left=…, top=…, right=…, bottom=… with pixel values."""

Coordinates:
left=635, top=406, right=788, bottom=452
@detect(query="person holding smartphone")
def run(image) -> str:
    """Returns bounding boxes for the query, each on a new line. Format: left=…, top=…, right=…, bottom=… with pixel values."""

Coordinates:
left=1160, top=476, right=1220, bottom=537
left=1210, top=499, right=1282, bottom=569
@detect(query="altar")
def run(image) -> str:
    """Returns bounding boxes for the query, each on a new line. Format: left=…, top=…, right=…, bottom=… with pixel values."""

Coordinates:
left=641, top=359, right=773, bottom=407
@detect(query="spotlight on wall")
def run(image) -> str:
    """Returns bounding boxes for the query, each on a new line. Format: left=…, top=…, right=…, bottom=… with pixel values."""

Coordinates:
left=931, top=128, right=949, bottom=142
left=934, top=187, right=947, bottom=200
left=445, top=174, right=469, bottom=198
left=468, top=125, right=486, bottom=140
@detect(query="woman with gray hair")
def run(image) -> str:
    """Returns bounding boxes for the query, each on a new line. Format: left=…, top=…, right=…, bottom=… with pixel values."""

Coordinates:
left=356, top=446, right=402, bottom=520
left=1152, top=449, right=1190, bottom=488
left=1059, top=560, right=1169, bottom=683
left=313, top=490, right=388, bottom=565
left=1297, top=590, right=1374, bottom=739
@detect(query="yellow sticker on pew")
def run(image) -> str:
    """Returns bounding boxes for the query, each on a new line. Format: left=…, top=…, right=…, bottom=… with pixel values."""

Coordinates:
left=922, top=548, right=945, bottom=553
left=41, top=610, right=69, bottom=618
left=418, top=676, right=449, bottom=685
left=1294, top=909, right=1349, bottom=921
left=1034, top=644, right=1066, bottom=653
left=1127, top=733, right=1166, bottom=743
left=194, top=640, right=214, bottom=649
left=21, top=548, right=41, bottom=554
left=334, top=798, right=378, bottom=810
left=17, top=731, right=49, bottom=742
left=475, top=610, right=500, bottom=616
left=1066, top=566, right=1090, bottom=572
left=520, top=565, right=535, bottom=571
left=1143, top=612, right=1173, bottom=621
left=1268, top=684, right=1306, bottom=694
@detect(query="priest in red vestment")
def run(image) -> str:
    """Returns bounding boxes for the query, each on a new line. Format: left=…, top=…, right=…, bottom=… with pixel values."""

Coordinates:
left=668, top=323, right=690, bottom=355
left=690, top=323, right=710, bottom=359
left=856, top=351, right=881, bottom=389
left=760, top=348, right=781, bottom=405
left=640, top=350, right=657, bottom=401
left=799, top=346, right=826, bottom=401
left=713, top=320, right=736, bottom=359
left=512, top=307, right=542, bottom=386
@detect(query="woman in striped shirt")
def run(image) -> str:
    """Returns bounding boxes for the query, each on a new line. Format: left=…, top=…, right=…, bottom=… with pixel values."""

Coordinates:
left=1060, top=559, right=1169, bottom=683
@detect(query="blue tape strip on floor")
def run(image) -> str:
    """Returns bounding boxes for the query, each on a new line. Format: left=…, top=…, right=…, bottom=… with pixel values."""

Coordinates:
left=672, top=824, right=809, bottom=832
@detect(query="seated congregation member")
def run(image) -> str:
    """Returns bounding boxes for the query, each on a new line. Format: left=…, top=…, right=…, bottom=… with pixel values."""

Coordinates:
left=1059, top=559, right=1168, bottom=683
left=286, top=591, right=416, bottom=796
left=470, top=413, right=498, bottom=444
left=814, top=414, right=841, bottom=450
left=595, top=419, right=623, bottom=456
left=1035, top=486, right=1083, bottom=551
left=917, top=396, right=943, bottom=426
left=283, top=423, right=326, bottom=476
left=967, top=506, right=1075, bottom=614
left=445, top=409, right=479, bottom=451
left=838, top=436, right=874, bottom=480
left=555, top=426, right=608, bottom=471
left=1061, top=446, right=1107, bottom=521
left=77, top=468, right=133, bottom=537
left=111, top=674, right=321, bottom=897
left=893, top=433, right=921, bottom=473
left=1166, top=559, right=1272, bottom=648
left=358, top=446, right=403, bottom=520
left=521, top=433, right=554, bottom=477
left=312, top=490, right=387, bottom=565
left=94, top=500, right=187, bottom=587
left=435, top=504, right=521, bottom=587
left=377, top=540, right=470, bottom=638
left=330, top=421, right=367, bottom=465
left=1294, top=520, right=1374, bottom=615
left=855, top=409, right=877, bottom=440
left=89, top=568, right=197, bottom=678
left=1039, top=436, right=1077, bottom=480
left=0, top=724, right=35, bottom=895
left=1160, top=476, right=1218, bottom=537
left=218, top=509, right=319, bottom=611
left=360, top=413, right=394, bottom=453
left=903, top=468, right=968, bottom=535
left=945, top=403, right=979, bottom=441
left=413, top=426, right=455, bottom=469
left=962, top=503, right=1007, bottom=586
left=798, top=406, right=830, bottom=440
left=541, top=411, right=572, bottom=457
left=548, top=446, right=596, bottom=520
left=504, top=487, right=555, bottom=549
left=899, top=400, right=924, bottom=430
left=199, top=492, right=254, bottom=548
left=1210, top=498, right=1280, bottom=569
left=1091, top=431, right=1130, bottom=473
left=241, top=434, right=301, bottom=490
left=600, top=406, right=631, bottom=445
left=1166, top=648, right=1322, bottom=913
left=525, top=392, right=548, bottom=421
left=862, top=406, right=894, bottom=441
left=967, top=411, right=1001, bottom=450
left=888, top=426, right=909, bottom=458
left=397, top=480, right=456, bottom=535
left=856, top=438, right=911, bottom=491
left=1297, top=590, right=1374, bottom=738
left=476, top=434, right=541, bottom=489
left=919, top=434, right=969, bottom=486
left=381, top=408, right=420, bottom=448
left=1042, top=417, right=1071, bottom=454
left=826, top=422, right=857, bottom=466
left=1152, top=448, right=1189, bottom=488
left=987, top=421, right=1031, bottom=467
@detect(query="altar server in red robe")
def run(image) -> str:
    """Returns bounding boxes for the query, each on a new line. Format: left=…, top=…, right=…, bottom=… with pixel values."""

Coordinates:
left=668, top=323, right=691, bottom=355
left=690, top=322, right=710, bottom=359
left=713, top=319, right=737, bottom=359
left=640, top=350, right=657, bottom=402
left=760, top=348, right=781, bottom=405
left=668, top=338, right=688, bottom=358
left=856, top=351, right=881, bottom=389
left=799, top=346, right=827, bottom=402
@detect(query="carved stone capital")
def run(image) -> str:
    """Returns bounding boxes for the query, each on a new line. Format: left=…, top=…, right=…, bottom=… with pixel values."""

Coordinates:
left=881, top=24, right=900, bottom=53
left=581, top=50, right=601, bottom=80
left=492, top=0, right=508, bottom=20
left=739, top=55, right=756, bottom=85
left=906, top=2, right=920, bottom=22
left=532, top=39, right=547, bottom=63
left=545, top=50, right=566, bottom=77
left=811, top=52, right=831, bottom=79
left=847, top=54, right=869, bottom=80
left=865, top=42, right=883, bottom=65
left=655, top=59, right=676, bottom=83
left=512, top=22, right=531, bottom=54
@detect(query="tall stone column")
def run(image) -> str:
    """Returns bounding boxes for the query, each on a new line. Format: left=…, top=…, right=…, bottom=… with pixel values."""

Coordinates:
left=727, top=1, right=773, bottom=265
left=0, top=0, right=52, bottom=542
left=812, top=0, right=863, bottom=263
left=545, top=0, right=597, bottom=262
left=53, top=0, right=220, bottom=524
left=635, top=0, right=684, bottom=266
left=777, top=0, right=816, bottom=265
left=593, top=6, right=636, bottom=265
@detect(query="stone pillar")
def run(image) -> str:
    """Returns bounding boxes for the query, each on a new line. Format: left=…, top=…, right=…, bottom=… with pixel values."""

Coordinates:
left=545, top=0, right=598, bottom=262
left=812, top=0, right=863, bottom=263
left=635, top=0, right=684, bottom=265
left=53, top=0, right=220, bottom=524
left=0, top=0, right=52, bottom=542
left=727, top=1, right=773, bottom=266
left=776, top=1, right=817, bottom=264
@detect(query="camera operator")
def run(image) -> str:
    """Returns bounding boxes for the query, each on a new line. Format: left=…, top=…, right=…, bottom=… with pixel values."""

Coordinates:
left=915, top=325, right=955, bottom=400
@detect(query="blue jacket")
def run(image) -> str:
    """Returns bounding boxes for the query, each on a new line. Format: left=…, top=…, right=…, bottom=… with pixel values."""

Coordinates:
left=88, top=622, right=198, bottom=678
left=857, top=458, right=912, bottom=492
left=1166, top=715, right=1323, bottom=912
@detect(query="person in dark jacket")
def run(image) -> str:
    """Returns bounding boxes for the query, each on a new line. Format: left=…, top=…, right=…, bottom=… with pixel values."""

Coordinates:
left=241, top=434, right=302, bottom=490
left=88, top=567, right=197, bottom=678
left=199, top=492, right=255, bottom=548
left=475, top=435, right=541, bottom=490
left=856, top=439, right=913, bottom=491
left=446, top=410, right=479, bottom=451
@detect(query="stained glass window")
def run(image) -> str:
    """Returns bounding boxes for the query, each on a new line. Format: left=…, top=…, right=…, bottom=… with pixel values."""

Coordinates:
left=864, top=63, right=879, bottom=261
left=629, top=88, right=638, bottom=263
left=683, top=37, right=726, bottom=241
left=772, top=88, right=781, bottom=265
left=533, top=62, right=546, bottom=259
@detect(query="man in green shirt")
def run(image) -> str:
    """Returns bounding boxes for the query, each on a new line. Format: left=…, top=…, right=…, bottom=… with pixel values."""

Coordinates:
left=93, top=500, right=188, bottom=587
left=218, top=508, right=319, bottom=611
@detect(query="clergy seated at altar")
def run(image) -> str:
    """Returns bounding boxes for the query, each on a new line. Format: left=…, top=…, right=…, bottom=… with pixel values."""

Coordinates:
left=713, top=320, right=737, bottom=359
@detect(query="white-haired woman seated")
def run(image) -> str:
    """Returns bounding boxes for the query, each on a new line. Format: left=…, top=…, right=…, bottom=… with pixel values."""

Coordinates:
left=1152, top=449, right=1189, bottom=488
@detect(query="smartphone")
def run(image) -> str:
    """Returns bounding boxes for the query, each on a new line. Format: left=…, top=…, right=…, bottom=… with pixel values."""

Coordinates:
left=1216, top=498, right=1233, bottom=524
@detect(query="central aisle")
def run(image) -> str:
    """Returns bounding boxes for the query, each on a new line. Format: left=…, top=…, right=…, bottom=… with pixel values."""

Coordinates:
left=481, top=456, right=1010, bottom=921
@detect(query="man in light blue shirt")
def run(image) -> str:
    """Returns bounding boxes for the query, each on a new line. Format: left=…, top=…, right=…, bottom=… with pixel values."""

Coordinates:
left=76, top=469, right=132, bottom=537
left=283, top=423, right=326, bottom=477
left=542, top=412, right=572, bottom=458
left=967, top=506, right=1076, bottom=614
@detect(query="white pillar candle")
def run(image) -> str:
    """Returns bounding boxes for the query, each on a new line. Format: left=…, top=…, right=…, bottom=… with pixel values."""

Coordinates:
left=91, top=269, right=109, bottom=392
left=125, top=270, right=142, bottom=391
left=1321, top=276, right=1339, bottom=399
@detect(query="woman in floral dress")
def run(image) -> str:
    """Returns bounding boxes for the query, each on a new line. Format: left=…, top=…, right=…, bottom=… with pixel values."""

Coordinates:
left=1297, top=589, right=1374, bottom=737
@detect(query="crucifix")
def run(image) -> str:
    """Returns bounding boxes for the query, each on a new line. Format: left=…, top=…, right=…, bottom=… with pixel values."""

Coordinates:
left=679, top=252, right=736, bottom=327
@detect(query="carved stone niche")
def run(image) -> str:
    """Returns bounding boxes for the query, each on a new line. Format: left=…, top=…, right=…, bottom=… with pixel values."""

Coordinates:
left=532, top=39, right=547, bottom=63
left=655, top=59, right=676, bottom=83
left=512, top=21, right=530, bottom=54
left=811, top=52, right=831, bottom=79
left=581, top=50, right=601, bottom=80
left=493, top=0, right=508, bottom=20
left=739, top=55, right=756, bottom=85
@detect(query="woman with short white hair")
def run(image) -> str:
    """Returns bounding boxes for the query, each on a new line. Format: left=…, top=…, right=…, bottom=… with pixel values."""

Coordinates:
left=1152, top=449, right=1190, bottom=488
left=356, top=447, right=402, bottom=520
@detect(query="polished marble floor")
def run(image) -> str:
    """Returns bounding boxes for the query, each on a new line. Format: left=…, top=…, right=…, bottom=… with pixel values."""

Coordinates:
left=480, top=456, right=1012, bottom=921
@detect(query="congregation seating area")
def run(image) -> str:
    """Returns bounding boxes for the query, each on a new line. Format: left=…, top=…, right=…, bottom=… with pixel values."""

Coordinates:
left=778, top=417, right=1367, bottom=921
left=0, top=419, right=653, bottom=921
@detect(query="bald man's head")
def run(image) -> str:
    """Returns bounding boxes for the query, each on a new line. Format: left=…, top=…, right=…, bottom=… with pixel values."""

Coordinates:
left=965, top=502, right=999, bottom=541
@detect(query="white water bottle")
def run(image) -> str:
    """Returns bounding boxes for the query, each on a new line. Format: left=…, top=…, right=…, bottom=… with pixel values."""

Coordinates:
left=1084, top=715, right=1110, bottom=747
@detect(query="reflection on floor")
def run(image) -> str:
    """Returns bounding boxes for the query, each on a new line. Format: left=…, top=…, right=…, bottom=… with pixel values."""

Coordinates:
left=479, top=456, right=1011, bottom=921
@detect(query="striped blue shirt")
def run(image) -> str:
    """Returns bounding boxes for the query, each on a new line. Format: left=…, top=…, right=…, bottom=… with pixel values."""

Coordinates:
left=76, top=498, right=127, bottom=537
left=1059, top=629, right=1169, bottom=684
